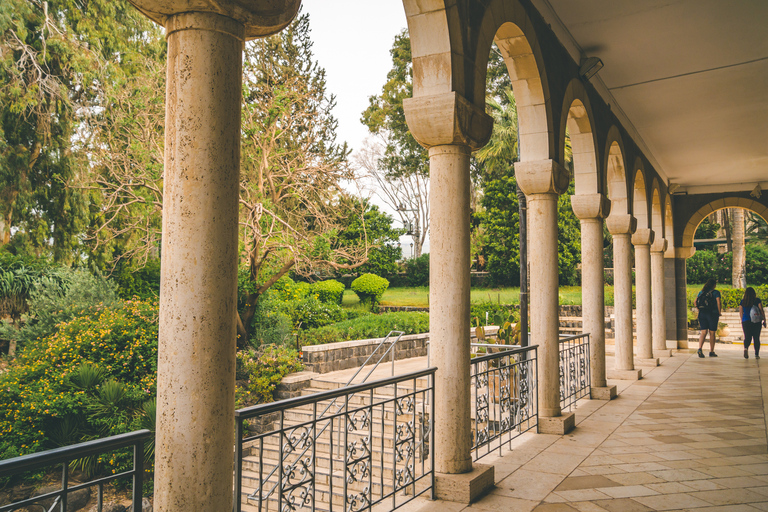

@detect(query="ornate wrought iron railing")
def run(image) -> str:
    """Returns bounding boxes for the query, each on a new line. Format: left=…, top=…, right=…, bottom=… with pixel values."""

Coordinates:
left=0, top=430, right=150, bottom=512
left=469, top=345, right=538, bottom=461
left=235, top=368, right=436, bottom=512
left=559, top=333, right=591, bottom=411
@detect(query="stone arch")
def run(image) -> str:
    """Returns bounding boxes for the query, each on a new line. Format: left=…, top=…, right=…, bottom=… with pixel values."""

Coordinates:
left=402, top=1, right=456, bottom=100
left=664, top=193, right=675, bottom=258
left=632, top=164, right=649, bottom=230
left=487, top=21, right=552, bottom=161
left=561, top=79, right=599, bottom=195
left=651, top=179, right=664, bottom=242
left=681, top=198, right=768, bottom=249
left=605, top=127, right=629, bottom=218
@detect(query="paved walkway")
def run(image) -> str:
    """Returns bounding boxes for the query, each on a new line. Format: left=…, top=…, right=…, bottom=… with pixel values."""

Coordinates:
left=406, top=343, right=768, bottom=511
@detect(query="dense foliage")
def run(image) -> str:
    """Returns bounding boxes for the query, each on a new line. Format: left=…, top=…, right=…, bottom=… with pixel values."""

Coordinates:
left=301, top=312, right=429, bottom=346
left=236, top=346, right=303, bottom=404
left=687, top=244, right=768, bottom=286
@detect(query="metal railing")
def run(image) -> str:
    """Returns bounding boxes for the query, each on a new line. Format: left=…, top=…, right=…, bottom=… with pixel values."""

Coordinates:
left=559, top=333, right=591, bottom=411
left=235, top=368, right=436, bottom=512
left=470, top=345, right=538, bottom=461
left=0, top=430, right=150, bottom=512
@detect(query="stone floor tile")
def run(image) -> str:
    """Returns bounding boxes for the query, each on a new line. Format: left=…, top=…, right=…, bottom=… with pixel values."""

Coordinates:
left=411, top=500, right=467, bottom=512
left=579, top=465, right=628, bottom=476
left=750, top=502, right=768, bottom=511
left=743, top=464, right=768, bottom=476
left=555, top=475, right=623, bottom=492
left=529, top=504, right=581, bottom=512
left=569, top=502, right=610, bottom=512
left=552, top=488, right=613, bottom=502
left=680, top=506, right=763, bottom=512
left=494, top=469, right=566, bottom=501
left=612, top=453, right=664, bottom=464
left=697, top=465, right=753, bottom=478
left=688, top=488, right=768, bottom=506
left=591, top=497, right=654, bottom=512
left=613, top=462, right=671, bottom=473
left=680, top=479, right=727, bottom=491
left=595, top=485, right=659, bottom=499
left=644, top=481, right=696, bottom=493
left=466, top=493, right=539, bottom=512
left=708, top=476, right=766, bottom=489
left=646, top=468, right=712, bottom=482
left=524, top=452, right=587, bottom=475
left=632, top=492, right=714, bottom=510
left=604, top=472, right=664, bottom=486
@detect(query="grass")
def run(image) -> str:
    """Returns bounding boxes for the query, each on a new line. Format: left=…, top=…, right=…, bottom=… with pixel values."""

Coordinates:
left=341, top=284, right=741, bottom=309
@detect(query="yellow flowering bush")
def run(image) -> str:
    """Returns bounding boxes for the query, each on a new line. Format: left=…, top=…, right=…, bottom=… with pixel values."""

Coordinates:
left=0, top=299, right=159, bottom=470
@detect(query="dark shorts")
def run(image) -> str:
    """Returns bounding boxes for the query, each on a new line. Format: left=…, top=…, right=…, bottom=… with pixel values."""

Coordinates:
left=699, top=311, right=719, bottom=331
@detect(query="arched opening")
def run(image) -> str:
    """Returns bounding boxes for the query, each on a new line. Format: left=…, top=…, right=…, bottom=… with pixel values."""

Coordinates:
left=493, top=22, right=550, bottom=162
left=605, top=137, right=628, bottom=217
left=632, top=169, right=648, bottom=231
left=682, top=198, right=768, bottom=249
left=651, top=182, right=663, bottom=243
left=664, top=193, right=675, bottom=258
left=562, top=84, right=599, bottom=195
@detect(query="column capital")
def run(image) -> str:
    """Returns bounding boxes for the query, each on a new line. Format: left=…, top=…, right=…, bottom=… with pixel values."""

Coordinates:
left=516, top=159, right=570, bottom=196
left=403, top=92, right=493, bottom=150
left=127, top=0, right=300, bottom=38
left=632, top=228, right=655, bottom=246
left=651, top=238, right=668, bottom=253
left=570, top=193, right=611, bottom=220
left=606, top=214, right=636, bottom=236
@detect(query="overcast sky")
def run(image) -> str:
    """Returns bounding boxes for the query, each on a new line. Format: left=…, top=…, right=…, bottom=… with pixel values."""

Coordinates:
left=301, top=1, right=424, bottom=255
left=301, top=0, right=407, bottom=154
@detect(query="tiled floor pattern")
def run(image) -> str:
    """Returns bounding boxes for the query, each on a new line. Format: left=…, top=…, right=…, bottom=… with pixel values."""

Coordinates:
left=404, top=344, right=768, bottom=511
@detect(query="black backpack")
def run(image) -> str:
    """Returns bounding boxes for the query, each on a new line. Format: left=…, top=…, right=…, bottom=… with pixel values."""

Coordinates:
left=696, top=290, right=715, bottom=311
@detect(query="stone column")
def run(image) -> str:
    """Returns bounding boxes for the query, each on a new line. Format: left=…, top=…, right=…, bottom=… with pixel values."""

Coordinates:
left=404, top=92, right=492, bottom=491
left=571, top=194, right=616, bottom=400
left=607, top=215, right=642, bottom=380
left=125, top=3, right=299, bottom=511
left=516, top=160, right=575, bottom=434
left=651, top=239, right=669, bottom=356
left=664, top=256, right=678, bottom=345
left=673, top=247, right=695, bottom=349
left=632, top=229, right=658, bottom=365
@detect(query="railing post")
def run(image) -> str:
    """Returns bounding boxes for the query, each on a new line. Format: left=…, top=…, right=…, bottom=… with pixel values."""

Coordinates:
left=234, top=417, right=243, bottom=512
left=133, top=438, right=144, bottom=511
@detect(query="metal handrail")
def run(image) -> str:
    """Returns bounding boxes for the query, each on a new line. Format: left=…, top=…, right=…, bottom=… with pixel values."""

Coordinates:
left=237, top=330, right=407, bottom=505
left=235, top=368, right=436, bottom=512
left=0, top=429, right=151, bottom=512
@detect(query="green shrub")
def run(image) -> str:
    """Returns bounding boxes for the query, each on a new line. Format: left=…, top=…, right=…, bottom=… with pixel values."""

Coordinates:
left=746, top=244, right=768, bottom=285
left=302, top=312, right=429, bottom=346
left=689, top=285, right=768, bottom=310
left=249, top=296, right=295, bottom=347
left=351, top=273, right=389, bottom=308
left=112, top=259, right=161, bottom=300
left=402, top=254, right=429, bottom=287
left=470, top=301, right=516, bottom=325
left=283, top=296, right=346, bottom=329
left=236, top=345, right=303, bottom=404
left=312, top=279, right=345, bottom=305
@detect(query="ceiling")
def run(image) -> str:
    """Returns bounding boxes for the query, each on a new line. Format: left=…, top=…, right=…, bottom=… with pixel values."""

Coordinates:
left=534, top=0, right=768, bottom=194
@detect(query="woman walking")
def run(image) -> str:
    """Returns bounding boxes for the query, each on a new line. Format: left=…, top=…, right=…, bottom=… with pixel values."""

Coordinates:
left=740, top=287, right=767, bottom=359
left=696, top=279, right=721, bottom=358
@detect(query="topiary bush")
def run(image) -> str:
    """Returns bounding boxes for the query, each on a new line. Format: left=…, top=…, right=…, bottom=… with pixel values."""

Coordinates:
left=351, top=273, right=389, bottom=309
left=302, top=312, right=429, bottom=346
left=312, top=279, right=345, bottom=305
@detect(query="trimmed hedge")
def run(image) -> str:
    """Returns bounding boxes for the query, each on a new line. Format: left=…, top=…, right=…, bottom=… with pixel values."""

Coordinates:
left=351, top=273, right=389, bottom=308
left=687, top=285, right=768, bottom=310
left=312, top=279, right=345, bottom=305
left=301, top=312, right=429, bottom=346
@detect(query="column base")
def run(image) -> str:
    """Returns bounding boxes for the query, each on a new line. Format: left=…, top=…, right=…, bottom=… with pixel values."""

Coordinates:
left=607, top=369, right=643, bottom=380
left=434, top=464, right=494, bottom=504
left=590, top=386, right=618, bottom=400
left=675, top=348, right=698, bottom=354
left=654, top=349, right=673, bottom=358
left=538, top=412, right=576, bottom=435
left=635, top=357, right=659, bottom=367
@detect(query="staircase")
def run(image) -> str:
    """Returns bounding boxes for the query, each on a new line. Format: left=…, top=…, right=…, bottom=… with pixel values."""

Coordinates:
left=236, top=362, right=435, bottom=512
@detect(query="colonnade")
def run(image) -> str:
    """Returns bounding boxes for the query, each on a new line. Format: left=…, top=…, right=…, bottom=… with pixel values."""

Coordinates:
left=123, top=0, right=689, bottom=507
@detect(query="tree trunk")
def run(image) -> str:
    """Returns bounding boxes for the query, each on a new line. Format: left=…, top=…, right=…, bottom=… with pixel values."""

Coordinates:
left=723, top=209, right=733, bottom=253
left=732, top=208, right=746, bottom=287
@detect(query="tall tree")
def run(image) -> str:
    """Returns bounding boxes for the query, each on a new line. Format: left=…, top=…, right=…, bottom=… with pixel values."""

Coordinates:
left=0, top=0, right=159, bottom=262
left=361, top=31, right=429, bottom=257
left=236, top=13, right=370, bottom=346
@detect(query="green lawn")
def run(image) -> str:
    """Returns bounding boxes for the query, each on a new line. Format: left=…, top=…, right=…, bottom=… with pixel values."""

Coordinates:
left=341, top=284, right=732, bottom=309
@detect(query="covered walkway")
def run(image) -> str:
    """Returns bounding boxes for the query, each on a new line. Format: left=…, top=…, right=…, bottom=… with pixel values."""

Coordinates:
left=404, top=345, right=768, bottom=511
